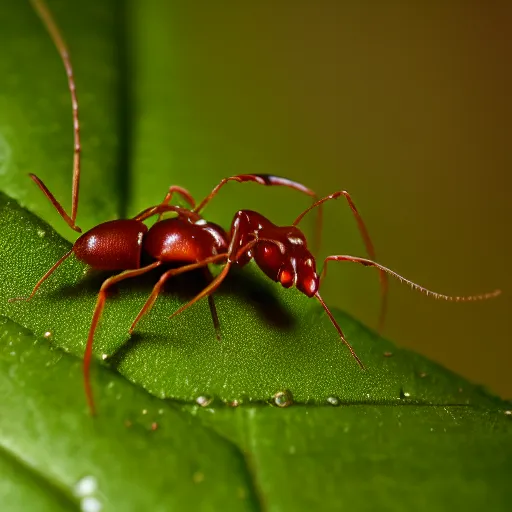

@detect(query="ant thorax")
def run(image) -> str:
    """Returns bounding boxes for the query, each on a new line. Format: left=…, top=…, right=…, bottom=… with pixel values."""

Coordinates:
left=143, top=217, right=229, bottom=263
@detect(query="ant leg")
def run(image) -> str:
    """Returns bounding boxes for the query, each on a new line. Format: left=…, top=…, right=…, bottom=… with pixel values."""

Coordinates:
left=9, top=249, right=74, bottom=302
left=166, top=237, right=280, bottom=322
left=194, top=174, right=317, bottom=214
left=315, top=292, right=365, bottom=369
left=203, top=267, right=222, bottom=341
left=294, top=191, right=388, bottom=332
left=194, top=174, right=323, bottom=252
left=29, top=175, right=82, bottom=233
left=322, top=255, right=501, bottom=302
left=31, top=0, right=81, bottom=232
left=168, top=263, right=233, bottom=321
left=84, top=261, right=162, bottom=415
left=128, top=254, right=228, bottom=335
left=156, top=186, right=196, bottom=221
left=133, top=204, right=200, bottom=224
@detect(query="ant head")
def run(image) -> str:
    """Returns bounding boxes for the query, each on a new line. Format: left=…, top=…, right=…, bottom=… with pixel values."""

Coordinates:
left=254, top=226, right=319, bottom=298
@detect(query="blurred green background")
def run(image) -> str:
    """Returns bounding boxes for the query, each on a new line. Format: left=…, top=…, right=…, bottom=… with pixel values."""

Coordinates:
left=133, top=0, right=512, bottom=399
left=1, top=1, right=510, bottom=398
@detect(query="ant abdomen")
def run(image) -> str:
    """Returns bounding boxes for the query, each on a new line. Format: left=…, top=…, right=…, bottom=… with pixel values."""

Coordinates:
left=74, top=219, right=148, bottom=270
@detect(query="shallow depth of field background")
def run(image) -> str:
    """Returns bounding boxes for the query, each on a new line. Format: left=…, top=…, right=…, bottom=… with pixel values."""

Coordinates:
left=155, top=2, right=510, bottom=397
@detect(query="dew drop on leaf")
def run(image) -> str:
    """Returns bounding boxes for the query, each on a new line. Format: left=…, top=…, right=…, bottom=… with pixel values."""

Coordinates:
left=196, top=396, right=213, bottom=407
left=273, top=390, right=293, bottom=408
left=80, top=496, right=102, bottom=512
left=74, top=475, right=98, bottom=497
left=326, top=396, right=340, bottom=406
left=399, top=388, right=411, bottom=399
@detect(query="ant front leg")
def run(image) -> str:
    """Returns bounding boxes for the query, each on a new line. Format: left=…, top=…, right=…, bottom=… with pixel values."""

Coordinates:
left=84, top=261, right=162, bottom=415
left=129, top=254, right=228, bottom=335
left=164, top=237, right=285, bottom=324
left=293, top=191, right=389, bottom=332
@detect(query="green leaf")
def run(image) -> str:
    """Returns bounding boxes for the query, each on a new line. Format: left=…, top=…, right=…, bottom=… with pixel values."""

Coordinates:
left=0, top=316, right=257, bottom=511
left=0, top=1, right=511, bottom=511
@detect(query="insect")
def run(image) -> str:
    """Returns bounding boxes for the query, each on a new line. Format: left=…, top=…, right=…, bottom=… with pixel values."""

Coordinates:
left=15, top=0, right=501, bottom=415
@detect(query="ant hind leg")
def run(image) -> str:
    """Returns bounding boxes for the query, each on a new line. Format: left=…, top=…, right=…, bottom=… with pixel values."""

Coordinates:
left=84, top=261, right=162, bottom=415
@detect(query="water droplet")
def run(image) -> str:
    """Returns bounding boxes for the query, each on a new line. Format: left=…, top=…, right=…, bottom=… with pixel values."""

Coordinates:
left=142, top=409, right=148, bottom=415
left=192, top=471, right=205, bottom=483
left=37, top=229, right=46, bottom=238
left=80, top=496, right=102, bottom=512
left=158, top=408, right=164, bottom=415
left=273, top=390, right=293, bottom=408
left=399, top=389, right=411, bottom=399
left=74, top=476, right=98, bottom=497
left=101, top=354, right=108, bottom=361
left=418, top=372, right=427, bottom=378
left=383, top=351, right=393, bottom=357
left=226, top=399, right=240, bottom=407
left=504, top=410, right=511, bottom=416
left=43, top=331, right=52, bottom=339
left=326, top=396, right=340, bottom=406
left=196, top=396, right=213, bottom=407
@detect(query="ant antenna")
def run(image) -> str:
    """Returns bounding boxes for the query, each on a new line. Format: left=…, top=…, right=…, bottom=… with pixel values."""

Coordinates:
left=31, top=0, right=81, bottom=232
left=323, top=255, right=501, bottom=302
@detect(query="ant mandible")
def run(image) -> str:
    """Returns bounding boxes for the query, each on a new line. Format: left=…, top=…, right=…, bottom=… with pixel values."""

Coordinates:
left=16, top=1, right=501, bottom=415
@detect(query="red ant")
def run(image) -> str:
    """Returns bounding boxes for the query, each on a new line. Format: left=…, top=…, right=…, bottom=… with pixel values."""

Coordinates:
left=15, top=0, right=501, bottom=415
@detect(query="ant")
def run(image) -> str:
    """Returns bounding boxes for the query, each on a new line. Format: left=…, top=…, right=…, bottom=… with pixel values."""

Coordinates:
left=14, top=0, right=501, bottom=415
